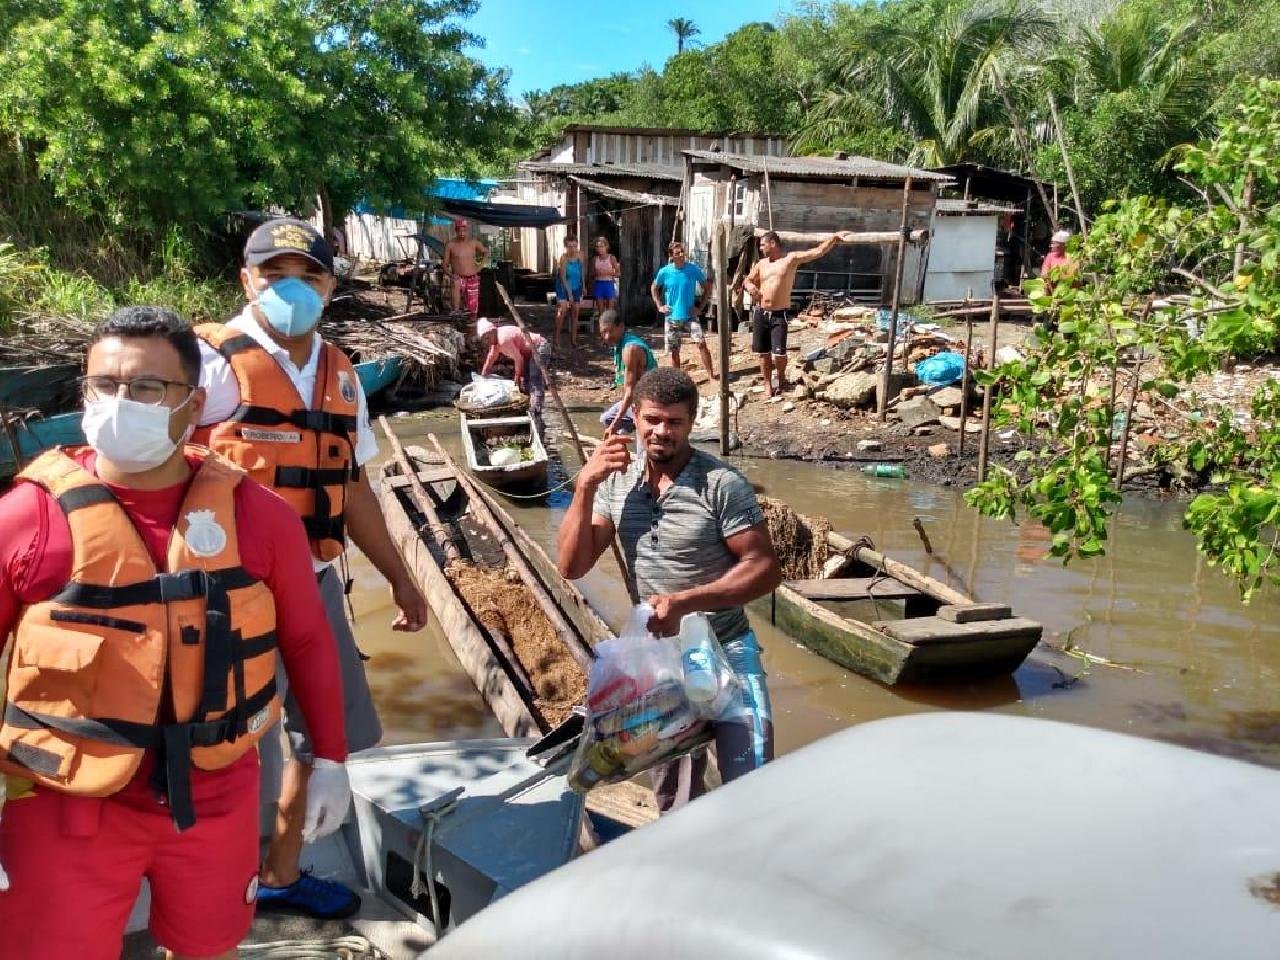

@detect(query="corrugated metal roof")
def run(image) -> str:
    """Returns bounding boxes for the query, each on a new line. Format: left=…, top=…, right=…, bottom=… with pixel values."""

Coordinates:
left=519, top=161, right=684, bottom=183
left=683, top=150, right=951, bottom=183
left=936, top=198, right=1020, bottom=215
left=568, top=176, right=674, bottom=207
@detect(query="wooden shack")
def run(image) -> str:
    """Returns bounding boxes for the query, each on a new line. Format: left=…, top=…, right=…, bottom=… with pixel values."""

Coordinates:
left=681, top=151, right=950, bottom=308
left=493, top=125, right=790, bottom=324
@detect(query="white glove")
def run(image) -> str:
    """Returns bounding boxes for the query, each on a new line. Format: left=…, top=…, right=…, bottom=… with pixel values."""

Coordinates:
left=0, top=812, right=8, bottom=891
left=302, top=759, right=352, bottom=843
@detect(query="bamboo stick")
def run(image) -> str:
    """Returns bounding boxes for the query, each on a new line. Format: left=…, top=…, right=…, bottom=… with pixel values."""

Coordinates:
left=878, top=176, right=913, bottom=422
left=427, top=433, right=593, bottom=672
left=716, top=225, right=731, bottom=456
left=1048, top=92, right=1087, bottom=234
left=977, top=293, right=1001, bottom=482
left=1115, top=363, right=1144, bottom=488
left=494, top=281, right=637, bottom=601
left=378, top=415, right=460, bottom=564
left=754, top=228, right=928, bottom=246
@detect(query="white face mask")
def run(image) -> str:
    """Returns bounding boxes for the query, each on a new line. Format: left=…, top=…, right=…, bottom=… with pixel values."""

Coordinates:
left=82, top=395, right=192, bottom=474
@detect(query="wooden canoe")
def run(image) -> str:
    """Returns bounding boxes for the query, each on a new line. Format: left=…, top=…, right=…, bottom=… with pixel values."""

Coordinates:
left=377, top=442, right=607, bottom=739
left=459, top=412, right=549, bottom=489
left=761, top=514, right=1042, bottom=685
left=0, top=411, right=85, bottom=481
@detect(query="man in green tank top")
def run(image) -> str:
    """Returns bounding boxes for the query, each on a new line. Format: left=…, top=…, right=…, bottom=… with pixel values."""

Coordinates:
left=598, top=309, right=657, bottom=436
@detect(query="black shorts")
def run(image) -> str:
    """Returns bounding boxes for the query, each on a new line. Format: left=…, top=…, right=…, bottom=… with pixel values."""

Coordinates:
left=752, top=308, right=790, bottom=357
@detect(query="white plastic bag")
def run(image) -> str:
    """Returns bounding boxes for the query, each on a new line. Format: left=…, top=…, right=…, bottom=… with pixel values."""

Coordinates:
left=459, top=376, right=522, bottom=410
left=677, top=613, right=740, bottom=721
left=568, top=604, right=711, bottom=794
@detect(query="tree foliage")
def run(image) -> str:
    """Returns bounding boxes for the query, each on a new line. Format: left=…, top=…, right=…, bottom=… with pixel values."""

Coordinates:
left=0, top=0, right=516, bottom=233
left=966, top=79, right=1280, bottom=598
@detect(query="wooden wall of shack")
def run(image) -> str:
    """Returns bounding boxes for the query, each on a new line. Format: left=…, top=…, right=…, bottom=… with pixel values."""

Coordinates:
left=682, top=163, right=939, bottom=308
left=567, top=176, right=678, bottom=326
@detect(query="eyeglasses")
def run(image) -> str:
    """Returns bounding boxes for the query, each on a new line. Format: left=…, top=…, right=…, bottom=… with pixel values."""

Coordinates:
left=80, top=375, right=196, bottom=406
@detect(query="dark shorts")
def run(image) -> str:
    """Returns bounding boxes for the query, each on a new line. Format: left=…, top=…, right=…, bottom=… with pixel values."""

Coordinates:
left=592, top=279, right=617, bottom=301
left=752, top=307, right=790, bottom=357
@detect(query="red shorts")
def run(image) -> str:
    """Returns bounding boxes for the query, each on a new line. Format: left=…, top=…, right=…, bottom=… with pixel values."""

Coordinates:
left=0, top=766, right=259, bottom=959
left=455, top=273, right=480, bottom=315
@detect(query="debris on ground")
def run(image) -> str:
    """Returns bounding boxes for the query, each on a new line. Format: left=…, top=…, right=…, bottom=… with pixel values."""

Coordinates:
left=447, top=561, right=586, bottom=726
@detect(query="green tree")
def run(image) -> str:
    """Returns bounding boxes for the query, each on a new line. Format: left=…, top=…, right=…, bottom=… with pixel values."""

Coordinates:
left=667, top=17, right=701, bottom=55
left=966, top=78, right=1280, bottom=600
left=797, top=0, right=1050, bottom=165
left=0, top=0, right=516, bottom=236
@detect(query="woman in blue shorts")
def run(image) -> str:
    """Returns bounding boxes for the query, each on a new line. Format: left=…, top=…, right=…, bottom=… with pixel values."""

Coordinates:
left=554, top=236, right=585, bottom=348
left=590, top=236, right=620, bottom=314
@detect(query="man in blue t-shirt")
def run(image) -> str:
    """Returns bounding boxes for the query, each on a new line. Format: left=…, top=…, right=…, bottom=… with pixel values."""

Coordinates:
left=651, top=240, right=717, bottom=381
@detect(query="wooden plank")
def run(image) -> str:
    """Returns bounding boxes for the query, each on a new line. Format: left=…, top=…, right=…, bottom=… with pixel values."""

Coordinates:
left=385, top=466, right=459, bottom=489
left=376, top=464, right=542, bottom=738
left=754, top=228, right=929, bottom=246
left=937, top=603, right=1013, bottom=624
left=585, top=781, right=659, bottom=830
left=875, top=615, right=1043, bottom=647
left=787, top=577, right=921, bottom=601
left=828, top=530, right=971, bottom=607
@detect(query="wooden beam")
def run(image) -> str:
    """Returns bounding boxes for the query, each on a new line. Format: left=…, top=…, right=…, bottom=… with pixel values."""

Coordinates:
left=754, top=228, right=929, bottom=246
left=878, top=176, right=913, bottom=422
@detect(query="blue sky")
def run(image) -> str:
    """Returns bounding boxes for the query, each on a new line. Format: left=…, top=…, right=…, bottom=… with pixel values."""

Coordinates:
left=463, top=0, right=798, bottom=101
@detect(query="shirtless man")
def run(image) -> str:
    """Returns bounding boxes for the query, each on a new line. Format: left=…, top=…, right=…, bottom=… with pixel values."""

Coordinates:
left=444, top=218, right=488, bottom=318
left=743, top=230, right=854, bottom=397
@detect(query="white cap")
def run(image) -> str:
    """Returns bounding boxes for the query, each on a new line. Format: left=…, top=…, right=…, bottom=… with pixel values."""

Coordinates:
left=1051, top=230, right=1071, bottom=244
left=476, top=317, right=497, bottom=338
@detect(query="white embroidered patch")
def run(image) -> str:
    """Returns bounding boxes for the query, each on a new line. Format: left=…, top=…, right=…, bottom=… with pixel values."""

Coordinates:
left=239, top=428, right=302, bottom=443
left=184, top=510, right=227, bottom=558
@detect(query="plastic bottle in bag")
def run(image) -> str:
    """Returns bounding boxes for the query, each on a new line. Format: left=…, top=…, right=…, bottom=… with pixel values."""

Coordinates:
left=678, top=613, right=738, bottom=719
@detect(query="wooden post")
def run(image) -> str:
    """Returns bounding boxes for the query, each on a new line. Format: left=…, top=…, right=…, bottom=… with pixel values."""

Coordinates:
left=958, top=308, right=975, bottom=458
left=977, top=292, right=1000, bottom=482
left=1103, top=361, right=1120, bottom=470
left=762, top=161, right=775, bottom=232
left=716, top=225, right=731, bottom=455
left=495, top=281, right=637, bottom=601
left=1114, top=364, right=1142, bottom=487
left=1048, top=92, right=1087, bottom=234
left=878, top=176, right=913, bottom=422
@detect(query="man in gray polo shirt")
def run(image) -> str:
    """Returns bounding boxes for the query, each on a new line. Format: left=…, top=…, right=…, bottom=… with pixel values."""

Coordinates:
left=559, top=367, right=783, bottom=812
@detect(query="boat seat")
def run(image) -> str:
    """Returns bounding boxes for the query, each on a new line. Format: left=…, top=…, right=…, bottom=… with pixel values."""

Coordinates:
left=787, top=577, right=921, bottom=602
left=874, top=615, right=1042, bottom=646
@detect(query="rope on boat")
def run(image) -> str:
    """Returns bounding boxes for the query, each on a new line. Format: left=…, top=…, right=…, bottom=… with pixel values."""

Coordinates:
left=495, top=466, right=582, bottom=499
left=411, top=790, right=463, bottom=937
left=238, top=934, right=389, bottom=958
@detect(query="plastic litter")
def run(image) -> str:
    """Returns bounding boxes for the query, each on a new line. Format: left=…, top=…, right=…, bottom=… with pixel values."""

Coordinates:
left=914, top=351, right=966, bottom=386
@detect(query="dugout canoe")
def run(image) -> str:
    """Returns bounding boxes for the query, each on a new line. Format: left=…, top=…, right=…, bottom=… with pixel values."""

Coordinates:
left=459, top=411, right=549, bottom=489
left=376, top=435, right=606, bottom=738
left=353, top=356, right=405, bottom=398
left=0, top=410, right=85, bottom=481
left=760, top=502, right=1041, bottom=685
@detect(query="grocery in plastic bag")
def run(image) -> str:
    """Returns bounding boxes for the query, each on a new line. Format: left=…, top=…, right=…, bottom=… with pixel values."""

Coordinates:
left=568, top=605, right=740, bottom=794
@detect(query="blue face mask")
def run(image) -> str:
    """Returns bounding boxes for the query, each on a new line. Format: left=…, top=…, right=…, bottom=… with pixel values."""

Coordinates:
left=255, top=276, right=324, bottom=338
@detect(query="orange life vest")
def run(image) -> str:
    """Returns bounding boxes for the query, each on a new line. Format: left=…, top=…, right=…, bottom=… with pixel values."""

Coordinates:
left=0, top=448, right=279, bottom=830
left=191, top=322, right=360, bottom=562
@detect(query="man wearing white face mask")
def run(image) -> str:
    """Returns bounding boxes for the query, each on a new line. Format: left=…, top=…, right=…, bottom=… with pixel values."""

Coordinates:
left=0, top=307, right=350, bottom=960
left=194, top=217, right=428, bottom=920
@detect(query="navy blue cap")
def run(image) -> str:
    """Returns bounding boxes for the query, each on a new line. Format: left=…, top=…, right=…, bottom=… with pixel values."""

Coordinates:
left=244, top=217, right=334, bottom=273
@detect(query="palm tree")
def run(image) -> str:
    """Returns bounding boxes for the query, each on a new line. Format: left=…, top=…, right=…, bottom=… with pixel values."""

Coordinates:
left=798, top=0, right=1051, bottom=166
left=1072, top=5, right=1206, bottom=132
left=668, top=17, right=701, bottom=55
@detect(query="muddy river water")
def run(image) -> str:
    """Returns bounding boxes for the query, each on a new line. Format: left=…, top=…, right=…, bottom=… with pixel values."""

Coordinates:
left=350, top=410, right=1280, bottom=770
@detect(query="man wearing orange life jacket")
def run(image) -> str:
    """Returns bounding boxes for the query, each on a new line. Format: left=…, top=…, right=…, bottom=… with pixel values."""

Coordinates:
left=0, top=307, right=349, bottom=960
left=194, top=218, right=428, bottom=920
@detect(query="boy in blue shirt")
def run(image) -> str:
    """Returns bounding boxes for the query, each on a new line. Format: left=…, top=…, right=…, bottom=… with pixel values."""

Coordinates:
left=651, top=241, right=717, bottom=381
